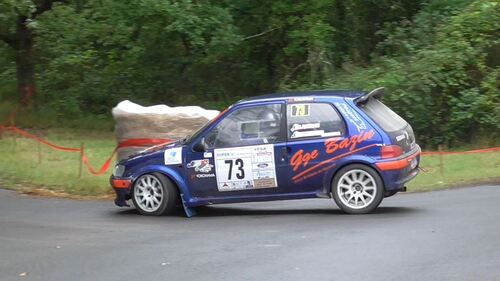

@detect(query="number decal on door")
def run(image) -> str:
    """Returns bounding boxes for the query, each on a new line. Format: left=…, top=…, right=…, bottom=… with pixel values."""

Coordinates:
left=214, top=144, right=278, bottom=192
left=224, top=158, right=245, bottom=180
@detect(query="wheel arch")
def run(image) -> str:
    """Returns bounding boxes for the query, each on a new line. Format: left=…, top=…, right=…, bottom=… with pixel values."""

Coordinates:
left=130, top=165, right=192, bottom=202
left=322, top=159, right=386, bottom=195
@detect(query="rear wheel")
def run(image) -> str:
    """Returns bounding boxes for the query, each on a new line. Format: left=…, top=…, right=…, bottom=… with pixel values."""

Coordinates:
left=132, top=173, right=178, bottom=216
left=332, top=164, right=384, bottom=214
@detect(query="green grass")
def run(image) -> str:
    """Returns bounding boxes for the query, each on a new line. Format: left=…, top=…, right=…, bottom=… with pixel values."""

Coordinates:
left=408, top=152, right=500, bottom=191
left=0, top=127, right=499, bottom=197
left=0, top=128, right=116, bottom=196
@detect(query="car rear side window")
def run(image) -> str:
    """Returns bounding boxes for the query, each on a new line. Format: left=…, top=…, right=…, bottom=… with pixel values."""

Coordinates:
left=360, top=98, right=407, bottom=132
left=287, top=103, right=345, bottom=140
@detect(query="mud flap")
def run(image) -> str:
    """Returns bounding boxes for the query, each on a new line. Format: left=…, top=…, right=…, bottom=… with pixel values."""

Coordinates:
left=180, top=193, right=197, bottom=218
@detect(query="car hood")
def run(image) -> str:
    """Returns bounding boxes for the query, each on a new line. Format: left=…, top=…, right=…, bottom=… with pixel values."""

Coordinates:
left=121, top=140, right=182, bottom=164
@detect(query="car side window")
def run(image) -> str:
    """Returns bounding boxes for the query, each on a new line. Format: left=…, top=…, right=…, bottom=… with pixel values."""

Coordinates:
left=204, top=104, right=282, bottom=149
left=287, top=103, right=346, bottom=140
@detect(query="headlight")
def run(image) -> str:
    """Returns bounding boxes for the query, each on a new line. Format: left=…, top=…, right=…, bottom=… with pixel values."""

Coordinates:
left=113, top=165, right=125, bottom=177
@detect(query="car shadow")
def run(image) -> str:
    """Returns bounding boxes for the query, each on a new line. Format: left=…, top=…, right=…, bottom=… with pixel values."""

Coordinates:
left=113, top=207, right=186, bottom=217
left=192, top=205, right=420, bottom=217
left=193, top=206, right=343, bottom=217
left=111, top=205, right=420, bottom=218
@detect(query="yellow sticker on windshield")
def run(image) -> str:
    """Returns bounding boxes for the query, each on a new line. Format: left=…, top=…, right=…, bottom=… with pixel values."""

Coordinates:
left=290, top=104, right=310, bottom=117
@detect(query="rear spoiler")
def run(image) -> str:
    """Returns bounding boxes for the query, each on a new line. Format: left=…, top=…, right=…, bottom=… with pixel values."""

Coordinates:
left=355, top=87, right=385, bottom=105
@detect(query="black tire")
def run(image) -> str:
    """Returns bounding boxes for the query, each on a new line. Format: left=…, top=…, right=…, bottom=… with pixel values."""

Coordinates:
left=331, top=164, right=384, bottom=214
left=131, top=173, right=179, bottom=216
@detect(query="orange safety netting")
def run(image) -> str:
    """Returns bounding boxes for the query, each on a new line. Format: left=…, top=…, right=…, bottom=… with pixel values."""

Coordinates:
left=0, top=125, right=172, bottom=176
left=1, top=96, right=175, bottom=176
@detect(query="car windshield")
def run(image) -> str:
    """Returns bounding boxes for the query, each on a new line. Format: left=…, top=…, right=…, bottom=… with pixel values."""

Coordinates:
left=184, top=119, right=214, bottom=144
left=359, top=98, right=407, bottom=132
left=185, top=106, right=232, bottom=144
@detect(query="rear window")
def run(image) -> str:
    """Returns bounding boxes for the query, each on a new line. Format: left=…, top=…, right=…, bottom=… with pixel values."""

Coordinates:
left=360, top=98, right=407, bottom=132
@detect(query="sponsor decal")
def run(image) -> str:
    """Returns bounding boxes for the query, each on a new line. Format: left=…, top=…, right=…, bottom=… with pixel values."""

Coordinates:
left=322, top=131, right=342, bottom=137
left=291, top=130, right=325, bottom=139
left=335, top=102, right=367, bottom=132
left=164, top=147, right=182, bottom=165
left=204, top=152, right=213, bottom=158
left=257, top=163, right=269, bottom=168
left=290, top=123, right=321, bottom=132
left=187, top=159, right=214, bottom=173
left=290, top=149, right=319, bottom=172
left=291, top=130, right=342, bottom=139
left=290, top=104, right=310, bottom=117
left=196, top=173, right=215, bottom=178
left=324, top=130, right=375, bottom=154
left=410, top=158, right=418, bottom=169
left=294, top=163, right=337, bottom=183
left=290, top=130, right=376, bottom=182
left=290, top=97, right=314, bottom=102
left=404, top=131, right=411, bottom=147
left=289, top=123, right=342, bottom=139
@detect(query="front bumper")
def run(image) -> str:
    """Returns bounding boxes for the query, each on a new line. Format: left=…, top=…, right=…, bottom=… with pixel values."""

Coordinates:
left=110, top=177, right=132, bottom=207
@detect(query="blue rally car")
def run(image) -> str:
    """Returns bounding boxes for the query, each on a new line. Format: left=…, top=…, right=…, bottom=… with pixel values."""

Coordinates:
left=110, top=87, right=420, bottom=217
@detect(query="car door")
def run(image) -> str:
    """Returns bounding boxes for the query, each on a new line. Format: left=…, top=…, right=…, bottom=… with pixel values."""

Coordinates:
left=185, top=102, right=289, bottom=199
left=284, top=101, right=348, bottom=193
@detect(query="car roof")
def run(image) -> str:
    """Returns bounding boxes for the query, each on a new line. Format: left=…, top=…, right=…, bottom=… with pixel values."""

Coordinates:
left=238, top=89, right=365, bottom=104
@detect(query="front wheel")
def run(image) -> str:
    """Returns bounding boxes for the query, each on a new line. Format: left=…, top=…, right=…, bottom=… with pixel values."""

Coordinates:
left=332, top=164, right=384, bottom=214
left=132, top=173, right=178, bottom=216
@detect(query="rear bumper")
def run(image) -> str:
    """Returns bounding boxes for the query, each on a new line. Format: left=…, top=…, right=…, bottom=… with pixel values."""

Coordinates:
left=376, top=145, right=421, bottom=191
left=375, top=146, right=420, bottom=171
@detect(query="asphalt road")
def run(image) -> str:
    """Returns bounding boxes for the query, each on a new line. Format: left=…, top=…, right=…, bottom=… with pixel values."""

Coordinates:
left=1, top=186, right=499, bottom=281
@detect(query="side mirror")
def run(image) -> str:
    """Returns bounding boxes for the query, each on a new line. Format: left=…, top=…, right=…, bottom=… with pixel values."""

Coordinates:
left=192, top=140, right=206, bottom=152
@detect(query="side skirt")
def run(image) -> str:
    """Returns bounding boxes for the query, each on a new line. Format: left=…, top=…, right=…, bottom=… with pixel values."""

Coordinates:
left=184, top=191, right=322, bottom=213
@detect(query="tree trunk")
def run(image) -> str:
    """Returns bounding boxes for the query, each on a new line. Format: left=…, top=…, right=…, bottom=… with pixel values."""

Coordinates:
left=15, top=16, right=36, bottom=105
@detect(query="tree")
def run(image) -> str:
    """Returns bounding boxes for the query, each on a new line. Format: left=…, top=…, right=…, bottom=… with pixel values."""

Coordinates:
left=0, top=0, right=66, bottom=104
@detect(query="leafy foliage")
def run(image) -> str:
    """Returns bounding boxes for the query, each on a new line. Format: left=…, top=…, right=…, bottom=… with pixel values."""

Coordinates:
left=0, top=0, right=498, bottom=147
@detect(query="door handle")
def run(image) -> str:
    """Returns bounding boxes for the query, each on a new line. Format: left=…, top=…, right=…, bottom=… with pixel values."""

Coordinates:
left=280, top=147, right=289, bottom=162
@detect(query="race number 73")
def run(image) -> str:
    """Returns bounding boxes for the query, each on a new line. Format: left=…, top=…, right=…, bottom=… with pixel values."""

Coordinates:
left=224, top=159, right=245, bottom=180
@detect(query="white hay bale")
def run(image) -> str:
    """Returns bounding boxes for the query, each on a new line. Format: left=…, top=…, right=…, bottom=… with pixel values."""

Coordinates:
left=112, top=100, right=219, bottom=160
